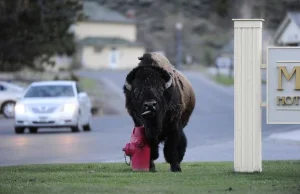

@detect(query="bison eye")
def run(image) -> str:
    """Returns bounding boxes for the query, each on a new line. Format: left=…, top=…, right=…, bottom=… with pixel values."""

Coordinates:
left=133, top=88, right=140, bottom=96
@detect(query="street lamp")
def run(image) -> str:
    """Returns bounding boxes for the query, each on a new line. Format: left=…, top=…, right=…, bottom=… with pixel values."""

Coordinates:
left=176, top=22, right=182, bottom=30
left=175, top=22, right=183, bottom=70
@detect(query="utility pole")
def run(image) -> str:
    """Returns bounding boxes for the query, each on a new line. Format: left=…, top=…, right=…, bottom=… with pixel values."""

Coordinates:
left=175, top=22, right=183, bottom=70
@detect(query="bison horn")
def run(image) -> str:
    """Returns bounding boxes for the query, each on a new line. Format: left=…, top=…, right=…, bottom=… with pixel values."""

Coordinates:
left=125, top=81, right=132, bottom=90
left=165, top=77, right=172, bottom=89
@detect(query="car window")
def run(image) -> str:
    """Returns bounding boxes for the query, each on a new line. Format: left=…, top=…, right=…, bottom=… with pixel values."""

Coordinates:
left=0, top=84, right=7, bottom=91
left=24, top=85, right=75, bottom=98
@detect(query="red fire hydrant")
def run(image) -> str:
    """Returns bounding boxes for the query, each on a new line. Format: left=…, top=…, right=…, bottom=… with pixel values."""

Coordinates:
left=122, top=126, right=151, bottom=171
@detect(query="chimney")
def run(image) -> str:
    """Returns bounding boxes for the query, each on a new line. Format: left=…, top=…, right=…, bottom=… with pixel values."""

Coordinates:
left=126, top=9, right=135, bottom=19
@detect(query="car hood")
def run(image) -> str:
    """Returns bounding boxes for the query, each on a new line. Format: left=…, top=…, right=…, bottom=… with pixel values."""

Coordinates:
left=19, top=97, right=78, bottom=106
left=1, top=91, right=24, bottom=100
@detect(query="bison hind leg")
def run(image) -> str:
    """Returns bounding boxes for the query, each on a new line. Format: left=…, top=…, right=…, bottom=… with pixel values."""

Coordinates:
left=163, top=131, right=187, bottom=172
left=177, top=132, right=187, bottom=163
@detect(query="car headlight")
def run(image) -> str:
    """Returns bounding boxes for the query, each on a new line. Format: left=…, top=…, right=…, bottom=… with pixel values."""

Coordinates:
left=15, top=104, right=26, bottom=114
left=61, top=103, right=77, bottom=113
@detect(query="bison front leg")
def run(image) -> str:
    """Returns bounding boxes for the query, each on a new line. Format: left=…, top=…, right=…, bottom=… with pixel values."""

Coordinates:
left=149, top=144, right=159, bottom=172
left=163, top=122, right=183, bottom=172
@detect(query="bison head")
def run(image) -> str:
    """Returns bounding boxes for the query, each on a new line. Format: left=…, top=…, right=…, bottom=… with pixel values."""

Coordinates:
left=123, top=64, right=173, bottom=141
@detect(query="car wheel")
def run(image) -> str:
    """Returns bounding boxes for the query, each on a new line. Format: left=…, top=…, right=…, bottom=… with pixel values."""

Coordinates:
left=2, top=101, right=15, bottom=119
left=71, top=126, right=80, bottom=133
left=71, top=111, right=84, bottom=133
left=29, top=127, right=38, bottom=133
left=83, top=124, right=91, bottom=131
left=15, top=127, right=25, bottom=134
left=71, top=117, right=81, bottom=133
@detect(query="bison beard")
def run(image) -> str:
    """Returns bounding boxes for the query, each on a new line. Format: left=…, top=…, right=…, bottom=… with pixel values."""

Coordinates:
left=123, top=53, right=195, bottom=172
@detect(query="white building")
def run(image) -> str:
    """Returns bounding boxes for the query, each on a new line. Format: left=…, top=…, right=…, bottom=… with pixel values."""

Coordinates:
left=273, top=11, right=300, bottom=46
left=71, top=1, right=145, bottom=70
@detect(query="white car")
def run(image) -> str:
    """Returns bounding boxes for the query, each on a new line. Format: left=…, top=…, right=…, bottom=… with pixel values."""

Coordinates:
left=0, top=81, right=25, bottom=118
left=14, top=80, right=92, bottom=134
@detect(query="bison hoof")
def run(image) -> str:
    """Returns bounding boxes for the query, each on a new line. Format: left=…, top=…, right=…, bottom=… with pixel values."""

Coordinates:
left=150, top=167, right=156, bottom=172
left=170, top=165, right=182, bottom=172
left=150, top=163, right=156, bottom=172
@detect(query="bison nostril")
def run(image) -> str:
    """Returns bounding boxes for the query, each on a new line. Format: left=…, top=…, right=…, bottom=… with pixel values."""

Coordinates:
left=143, top=102, right=149, bottom=108
left=143, top=100, right=157, bottom=108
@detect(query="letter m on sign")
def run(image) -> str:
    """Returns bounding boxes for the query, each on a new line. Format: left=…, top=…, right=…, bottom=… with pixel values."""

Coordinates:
left=277, top=66, right=300, bottom=90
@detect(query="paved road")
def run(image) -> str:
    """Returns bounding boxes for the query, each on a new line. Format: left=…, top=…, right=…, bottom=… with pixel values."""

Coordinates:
left=0, top=70, right=299, bottom=166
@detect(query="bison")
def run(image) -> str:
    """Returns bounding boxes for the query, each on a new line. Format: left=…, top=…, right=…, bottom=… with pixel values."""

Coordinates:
left=123, top=52, right=195, bottom=172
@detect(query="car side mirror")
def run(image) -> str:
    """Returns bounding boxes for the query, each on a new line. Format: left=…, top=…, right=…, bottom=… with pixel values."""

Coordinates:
left=78, top=92, right=87, bottom=98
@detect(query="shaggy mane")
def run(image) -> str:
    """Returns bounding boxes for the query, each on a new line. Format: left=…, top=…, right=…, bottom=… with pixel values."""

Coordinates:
left=137, top=52, right=195, bottom=113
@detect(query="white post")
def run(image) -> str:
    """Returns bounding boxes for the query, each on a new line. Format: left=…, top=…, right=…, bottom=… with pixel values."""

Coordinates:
left=233, top=19, right=264, bottom=172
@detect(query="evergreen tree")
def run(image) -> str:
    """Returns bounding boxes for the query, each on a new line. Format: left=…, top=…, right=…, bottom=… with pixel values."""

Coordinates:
left=0, top=0, right=83, bottom=71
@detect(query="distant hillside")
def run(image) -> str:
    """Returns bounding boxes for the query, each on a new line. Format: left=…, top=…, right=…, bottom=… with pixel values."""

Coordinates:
left=86, top=0, right=300, bottom=66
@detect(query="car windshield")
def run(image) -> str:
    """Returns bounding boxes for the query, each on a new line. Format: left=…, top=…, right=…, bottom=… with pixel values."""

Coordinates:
left=24, top=85, right=75, bottom=98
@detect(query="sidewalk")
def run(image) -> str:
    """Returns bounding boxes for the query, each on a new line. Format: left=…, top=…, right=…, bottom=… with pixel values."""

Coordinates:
left=104, top=137, right=300, bottom=164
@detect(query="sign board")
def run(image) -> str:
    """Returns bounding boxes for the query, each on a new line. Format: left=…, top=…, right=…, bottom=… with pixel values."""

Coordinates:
left=267, top=47, right=300, bottom=124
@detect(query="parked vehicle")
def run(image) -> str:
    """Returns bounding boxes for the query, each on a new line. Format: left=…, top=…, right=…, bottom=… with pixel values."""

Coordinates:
left=14, top=80, right=92, bottom=134
left=0, top=81, right=24, bottom=118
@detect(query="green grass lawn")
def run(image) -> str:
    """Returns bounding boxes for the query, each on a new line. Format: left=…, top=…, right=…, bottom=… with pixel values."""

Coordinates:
left=77, top=77, right=106, bottom=115
left=213, top=74, right=235, bottom=86
left=212, top=74, right=267, bottom=86
left=78, top=77, right=104, bottom=98
left=0, top=161, right=299, bottom=194
left=79, top=77, right=98, bottom=91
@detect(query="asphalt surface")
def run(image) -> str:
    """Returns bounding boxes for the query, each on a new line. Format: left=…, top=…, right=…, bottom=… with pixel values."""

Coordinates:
left=0, top=70, right=299, bottom=166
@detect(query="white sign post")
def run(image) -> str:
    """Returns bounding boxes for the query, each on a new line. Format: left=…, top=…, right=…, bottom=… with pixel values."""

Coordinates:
left=233, top=19, right=264, bottom=173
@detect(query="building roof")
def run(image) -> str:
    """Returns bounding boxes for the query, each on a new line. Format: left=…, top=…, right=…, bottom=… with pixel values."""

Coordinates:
left=272, top=11, right=300, bottom=44
left=78, top=37, right=144, bottom=47
left=287, top=11, right=300, bottom=28
left=82, top=1, right=135, bottom=24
